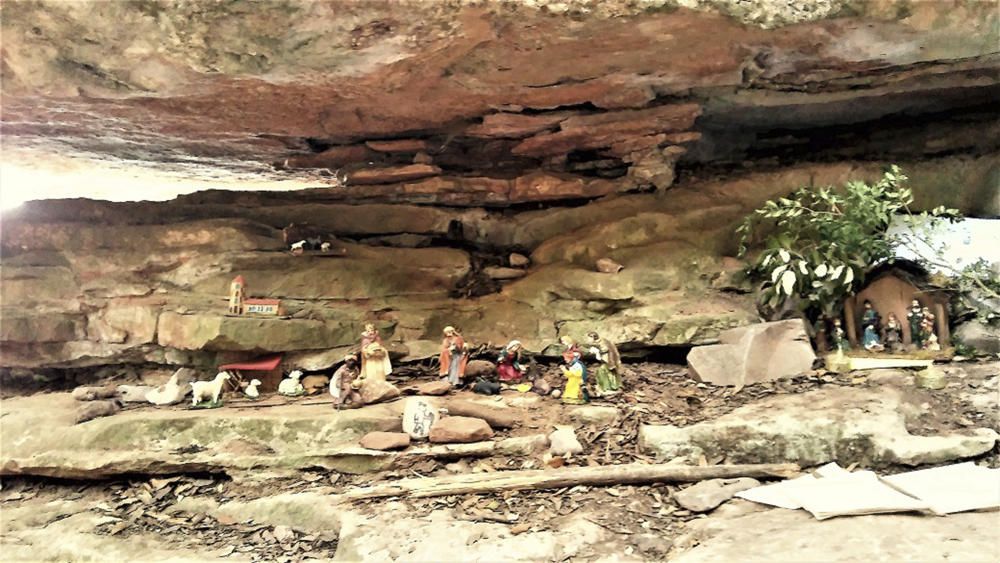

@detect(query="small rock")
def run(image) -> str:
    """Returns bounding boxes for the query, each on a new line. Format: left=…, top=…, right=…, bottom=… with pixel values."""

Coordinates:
left=673, top=478, right=760, bottom=513
left=273, top=525, right=294, bottom=542
left=445, top=460, right=471, bottom=474
left=509, top=253, right=530, bottom=268
left=548, top=426, right=583, bottom=456
left=72, top=385, right=118, bottom=401
left=417, top=380, right=452, bottom=396
left=446, top=400, right=518, bottom=429
left=359, top=379, right=401, bottom=405
left=75, top=399, right=122, bottom=423
left=429, top=416, right=494, bottom=444
left=465, top=360, right=497, bottom=379
left=359, top=431, right=411, bottom=451
left=567, top=405, right=618, bottom=426
left=116, top=384, right=156, bottom=403
left=403, top=397, right=440, bottom=439
left=484, top=267, right=528, bottom=281
left=634, top=534, right=672, bottom=558
left=596, top=258, right=624, bottom=273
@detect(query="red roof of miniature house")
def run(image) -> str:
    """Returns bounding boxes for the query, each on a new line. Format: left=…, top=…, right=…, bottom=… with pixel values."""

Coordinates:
left=219, top=354, right=282, bottom=371
left=232, top=275, right=245, bottom=284
left=244, top=298, right=281, bottom=306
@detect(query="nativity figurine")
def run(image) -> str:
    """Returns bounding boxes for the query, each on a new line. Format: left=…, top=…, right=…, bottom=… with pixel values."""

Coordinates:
left=278, top=370, right=305, bottom=396
left=331, top=355, right=362, bottom=409
left=244, top=378, right=261, bottom=400
left=359, top=323, right=392, bottom=376
left=907, top=299, right=924, bottom=350
left=883, top=313, right=903, bottom=353
left=560, top=335, right=580, bottom=363
left=861, top=300, right=884, bottom=352
left=587, top=331, right=622, bottom=396
left=439, top=326, right=468, bottom=386
left=833, top=319, right=850, bottom=353
left=191, top=372, right=230, bottom=408
left=497, top=340, right=528, bottom=383
left=560, top=350, right=588, bottom=405
left=921, top=307, right=938, bottom=350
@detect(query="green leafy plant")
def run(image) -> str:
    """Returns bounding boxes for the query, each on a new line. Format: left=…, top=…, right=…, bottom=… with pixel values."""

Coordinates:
left=736, top=166, right=965, bottom=320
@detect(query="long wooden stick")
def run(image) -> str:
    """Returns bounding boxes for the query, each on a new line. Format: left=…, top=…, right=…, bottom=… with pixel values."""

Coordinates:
left=340, top=462, right=799, bottom=501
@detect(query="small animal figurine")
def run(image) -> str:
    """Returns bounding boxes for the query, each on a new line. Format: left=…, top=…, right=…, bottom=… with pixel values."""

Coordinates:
left=320, top=242, right=332, bottom=252
left=244, top=379, right=262, bottom=400
left=147, top=371, right=186, bottom=406
left=278, top=370, right=305, bottom=396
left=191, top=372, right=231, bottom=408
left=926, top=332, right=941, bottom=351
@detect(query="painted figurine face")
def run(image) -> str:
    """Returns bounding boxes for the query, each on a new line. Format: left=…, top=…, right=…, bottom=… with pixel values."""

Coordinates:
left=864, top=301, right=872, bottom=310
left=444, top=326, right=456, bottom=337
left=587, top=331, right=600, bottom=343
left=911, top=299, right=920, bottom=309
left=364, top=323, right=375, bottom=333
left=560, top=336, right=574, bottom=347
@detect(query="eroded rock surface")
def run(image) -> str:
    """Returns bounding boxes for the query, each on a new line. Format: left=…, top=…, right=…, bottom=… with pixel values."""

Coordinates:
left=639, top=385, right=998, bottom=467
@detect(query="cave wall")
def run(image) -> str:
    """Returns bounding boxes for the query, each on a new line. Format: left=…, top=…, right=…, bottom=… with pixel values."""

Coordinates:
left=1, top=1, right=997, bottom=375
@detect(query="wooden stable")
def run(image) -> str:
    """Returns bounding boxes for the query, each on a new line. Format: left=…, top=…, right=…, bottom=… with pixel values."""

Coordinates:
left=843, top=261, right=951, bottom=349
left=218, top=354, right=284, bottom=392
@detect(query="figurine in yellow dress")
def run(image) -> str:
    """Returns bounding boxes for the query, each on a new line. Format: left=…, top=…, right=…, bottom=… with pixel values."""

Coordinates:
left=560, top=351, right=588, bottom=405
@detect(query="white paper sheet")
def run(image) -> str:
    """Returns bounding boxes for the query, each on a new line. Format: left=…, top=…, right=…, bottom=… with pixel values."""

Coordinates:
left=794, top=471, right=931, bottom=520
left=882, top=462, right=1000, bottom=516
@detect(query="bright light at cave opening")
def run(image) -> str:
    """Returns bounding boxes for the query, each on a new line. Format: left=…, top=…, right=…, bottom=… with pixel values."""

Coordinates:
left=0, top=157, right=324, bottom=214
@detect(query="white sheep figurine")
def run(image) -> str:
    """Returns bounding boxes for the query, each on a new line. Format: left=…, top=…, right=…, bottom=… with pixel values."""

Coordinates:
left=320, top=241, right=332, bottom=252
left=191, top=372, right=231, bottom=407
left=278, top=370, right=305, bottom=396
left=291, top=240, right=307, bottom=251
left=245, top=378, right=262, bottom=399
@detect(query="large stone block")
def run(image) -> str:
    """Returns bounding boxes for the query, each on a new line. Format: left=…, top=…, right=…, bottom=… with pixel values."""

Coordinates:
left=687, top=319, right=816, bottom=387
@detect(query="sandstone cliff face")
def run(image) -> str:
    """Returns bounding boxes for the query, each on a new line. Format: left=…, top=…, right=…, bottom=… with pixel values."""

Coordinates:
left=0, top=1, right=997, bottom=376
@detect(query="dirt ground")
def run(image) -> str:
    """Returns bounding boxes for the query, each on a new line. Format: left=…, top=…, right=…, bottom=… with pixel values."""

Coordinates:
left=1, top=358, right=997, bottom=562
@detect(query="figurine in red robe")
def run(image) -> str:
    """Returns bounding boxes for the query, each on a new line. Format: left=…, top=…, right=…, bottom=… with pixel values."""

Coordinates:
left=439, top=326, right=468, bottom=386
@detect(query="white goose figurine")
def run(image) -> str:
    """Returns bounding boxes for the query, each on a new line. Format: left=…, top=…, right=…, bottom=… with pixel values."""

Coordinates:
left=147, top=372, right=185, bottom=406
left=245, top=379, right=262, bottom=399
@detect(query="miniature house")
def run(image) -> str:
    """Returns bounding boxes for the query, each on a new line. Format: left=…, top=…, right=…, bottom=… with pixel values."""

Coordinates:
left=843, top=260, right=951, bottom=348
left=244, top=298, right=283, bottom=316
left=227, top=275, right=283, bottom=316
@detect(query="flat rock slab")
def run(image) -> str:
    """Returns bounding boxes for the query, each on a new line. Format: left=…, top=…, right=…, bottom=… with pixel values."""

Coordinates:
left=417, top=381, right=452, bottom=396
left=675, top=501, right=998, bottom=563
left=429, top=416, right=494, bottom=444
left=446, top=400, right=519, bottom=429
left=639, top=386, right=998, bottom=467
left=687, top=319, right=815, bottom=387
left=674, top=478, right=760, bottom=513
left=359, top=432, right=411, bottom=451
left=1, top=393, right=404, bottom=478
